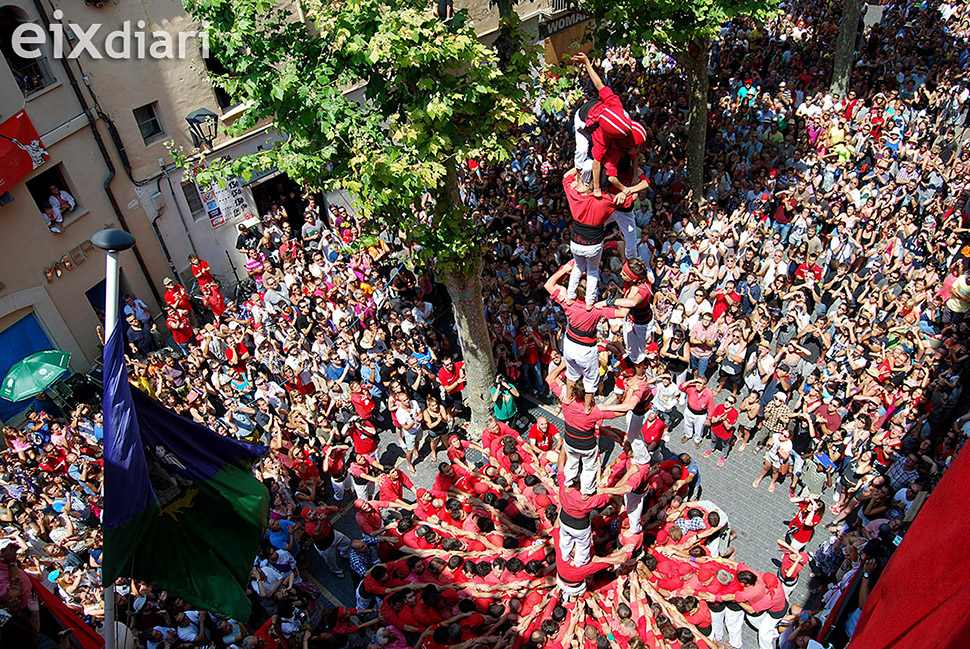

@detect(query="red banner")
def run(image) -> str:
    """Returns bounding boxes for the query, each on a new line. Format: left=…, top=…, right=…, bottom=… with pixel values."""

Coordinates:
left=847, top=444, right=970, bottom=649
left=0, top=110, right=49, bottom=194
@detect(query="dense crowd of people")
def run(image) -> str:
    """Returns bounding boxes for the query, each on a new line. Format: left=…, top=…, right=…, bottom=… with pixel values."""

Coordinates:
left=1, top=0, right=969, bottom=646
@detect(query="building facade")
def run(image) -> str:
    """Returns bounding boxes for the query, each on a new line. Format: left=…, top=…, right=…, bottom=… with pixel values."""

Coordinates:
left=0, top=0, right=589, bottom=420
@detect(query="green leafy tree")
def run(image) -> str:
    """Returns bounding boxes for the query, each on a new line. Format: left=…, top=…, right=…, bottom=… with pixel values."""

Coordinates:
left=180, top=0, right=550, bottom=429
left=576, top=0, right=778, bottom=201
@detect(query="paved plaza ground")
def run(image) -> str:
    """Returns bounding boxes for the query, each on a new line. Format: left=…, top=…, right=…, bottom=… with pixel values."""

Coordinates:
left=307, top=391, right=834, bottom=647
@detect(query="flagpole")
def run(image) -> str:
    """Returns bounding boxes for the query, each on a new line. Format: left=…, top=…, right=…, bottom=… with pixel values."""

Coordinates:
left=92, top=229, right=137, bottom=649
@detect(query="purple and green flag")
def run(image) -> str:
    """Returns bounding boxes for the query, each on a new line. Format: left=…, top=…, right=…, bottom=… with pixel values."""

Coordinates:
left=102, top=321, right=269, bottom=620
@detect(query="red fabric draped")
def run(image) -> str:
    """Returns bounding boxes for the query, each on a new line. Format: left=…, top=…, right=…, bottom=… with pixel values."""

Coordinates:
left=848, top=444, right=970, bottom=649
left=26, top=574, right=104, bottom=649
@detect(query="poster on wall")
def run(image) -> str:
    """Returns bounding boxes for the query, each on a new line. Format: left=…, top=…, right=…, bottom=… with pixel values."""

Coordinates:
left=189, top=156, right=255, bottom=229
left=0, top=111, right=50, bottom=194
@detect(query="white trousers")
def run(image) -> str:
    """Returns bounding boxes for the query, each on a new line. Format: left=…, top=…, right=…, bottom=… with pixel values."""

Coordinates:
left=624, top=490, right=646, bottom=534
left=684, top=409, right=707, bottom=444
left=568, top=241, right=604, bottom=306
left=623, top=320, right=648, bottom=363
left=556, top=574, right=588, bottom=598
left=748, top=611, right=781, bottom=649
left=781, top=576, right=798, bottom=600
left=574, top=109, right=594, bottom=186
left=331, top=474, right=352, bottom=502
left=316, top=529, right=352, bottom=574
left=352, top=480, right=375, bottom=501
left=607, top=209, right=638, bottom=260
left=564, top=337, right=601, bottom=393
left=626, top=411, right=650, bottom=464
left=558, top=522, right=592, bottom=566
left=563, top=443, right=599, bottom=495
left=715, top=607, right=743, bottom=649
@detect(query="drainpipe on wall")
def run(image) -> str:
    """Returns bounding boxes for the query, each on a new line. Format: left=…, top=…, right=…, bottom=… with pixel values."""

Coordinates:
left=159, top=168, right=199, bottom=258
left=151, top=212, right=180, bottom=280
left=33, top=0, right=163, bottom=307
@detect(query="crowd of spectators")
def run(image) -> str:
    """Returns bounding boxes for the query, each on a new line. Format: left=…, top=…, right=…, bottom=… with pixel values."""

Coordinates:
left=1, top=0, right=969, bottom=647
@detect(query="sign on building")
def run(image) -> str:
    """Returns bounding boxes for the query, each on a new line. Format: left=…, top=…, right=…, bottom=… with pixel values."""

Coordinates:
left=538, top=11, right=589, bottom=40
left=189, top=156, right=255, bottom=228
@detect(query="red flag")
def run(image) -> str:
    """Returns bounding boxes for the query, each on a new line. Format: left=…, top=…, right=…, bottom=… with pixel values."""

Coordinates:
left=27, top=574, right=104, bottom=649
left=0, top=111, right=49, bottom=193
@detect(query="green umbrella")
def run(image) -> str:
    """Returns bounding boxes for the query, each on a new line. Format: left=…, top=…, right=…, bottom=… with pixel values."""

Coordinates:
left=1, top=349, right=71, bottom=402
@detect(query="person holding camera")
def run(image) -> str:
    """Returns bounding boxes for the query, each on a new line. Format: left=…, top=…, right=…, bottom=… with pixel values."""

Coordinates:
left=491, top=375, right=520, bottom=425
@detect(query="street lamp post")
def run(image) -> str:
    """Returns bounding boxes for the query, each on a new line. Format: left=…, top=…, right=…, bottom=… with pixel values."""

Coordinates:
left=91, top=228, right=136, bottom=649
left=185, top=108, right=219, bottom=149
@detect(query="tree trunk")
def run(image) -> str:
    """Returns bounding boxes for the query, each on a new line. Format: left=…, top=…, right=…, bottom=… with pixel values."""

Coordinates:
left=443, top=268, right=497, bottom=435
left=439, top=165, right=497, bottom=435
left=830, top=0, right=866, bottom=97
left=493, top=0, right=516, bottom=71
left=684, top=41, right=709, bottom=204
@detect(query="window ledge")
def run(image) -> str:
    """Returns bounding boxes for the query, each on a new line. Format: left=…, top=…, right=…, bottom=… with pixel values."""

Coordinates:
left=142, top=134, right=168, bottom=147
left=219, top=102, right=251, bottom=125
left=25, top=80, right=63, bottom=101
left=47, top=207, right=89, bottom=234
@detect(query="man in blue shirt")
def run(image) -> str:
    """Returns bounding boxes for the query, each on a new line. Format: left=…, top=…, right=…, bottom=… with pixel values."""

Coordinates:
left=266, top=517, right=299, bottom=555
left=326, top=353, right=351, bottom=383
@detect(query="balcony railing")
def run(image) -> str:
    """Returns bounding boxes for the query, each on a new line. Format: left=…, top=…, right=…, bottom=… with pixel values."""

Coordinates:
left=11, top=57, right=56, bottom=97
left=551, top=0, right=570, bottom=13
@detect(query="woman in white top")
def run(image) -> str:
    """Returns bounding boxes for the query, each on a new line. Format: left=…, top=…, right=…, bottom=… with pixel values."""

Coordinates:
left=698, top=254, right=720, bottom=291
left=394, top=395, right=424, bottom=472
left=663, top=302, right=687, bottom=340
left=683, top=287, right=713, bottom=331
left=745, top=342, right=775, bottom=395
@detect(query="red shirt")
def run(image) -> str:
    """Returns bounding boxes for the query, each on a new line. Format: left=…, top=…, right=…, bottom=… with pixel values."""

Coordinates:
left=303, top=510, right=334, bottom=544
left=680, top=382, right=714, bottom=415
left=712, top=290, right=740, bottom=322
left=556, top=291, right=618, bottom=346
left=781, top=550, right=810, bottom=580
left=516, top=332, right=540, bottom=364
left=437, top=362, right=465, bottom=393
left=558, top=473, right=610, bottom=521
left=350, top=393, right=376, bottom=419
left=204, top=285, right=226, bottom=318
left=413, top=602, right=447, bottom=628
left=355, top=508, right=383, bottom=536
left=641, top=417, right=666, bottom=444
left=379, top=602, right=419, bottom=632
left=550, top=382, right=619, bottom=450
left=166, top=313, right=193, bottom=344
left=527, top=422, right=559, bottom=452
left=710, top=404, right=739, bottom=440
left=795, top=263, right=823, bottom=281
left=587, top=86, right=639, bottom=158
left=349, top=423, right=378, bottom=455
left=789, top=502, right=821, bottom=543
left=379, top=472, right=413, bottom=503
left=563, top=173, right=628, bottom=245
left=190, top=259, right=215, bottom=287
left=164, top=285, right=191, bottom=312
left=686, top=599, right=712, bottom=628
left=459, top=613, right=486, bottom=641
left=253, top=619, right=283, bottom=649
left=736, top=573, right=786, bottom=613
left=226, top=341, right=249, bottom=372
left=482, top=421, right=517, bottom=451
